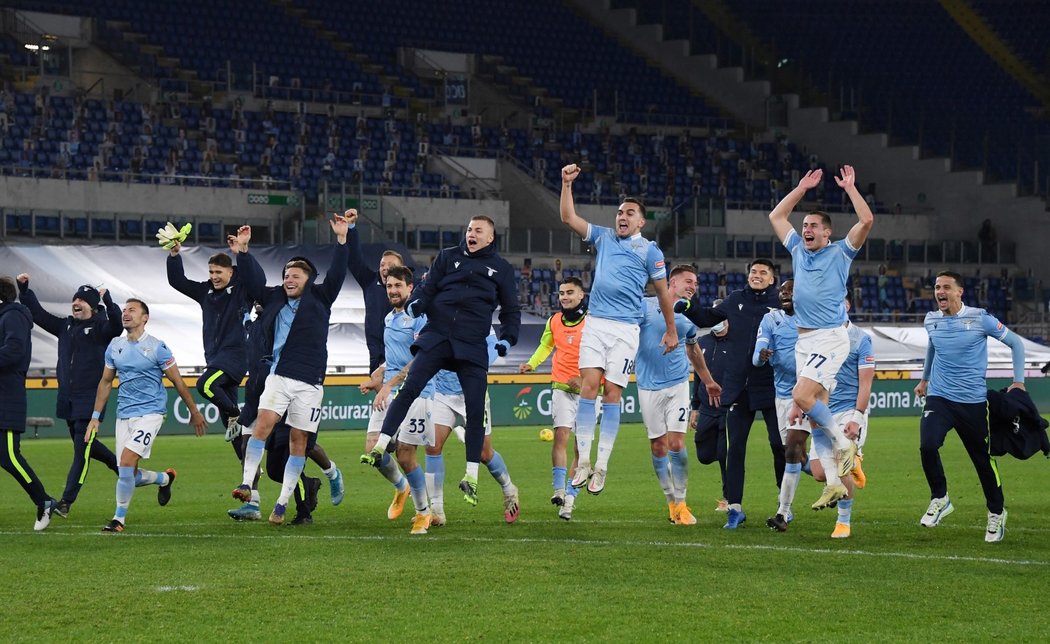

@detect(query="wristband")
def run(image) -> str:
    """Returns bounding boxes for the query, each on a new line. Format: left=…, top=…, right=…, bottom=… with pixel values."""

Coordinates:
left=851, top=410, right=865, bottom=426
left=91, top=410, right=101, bottom=420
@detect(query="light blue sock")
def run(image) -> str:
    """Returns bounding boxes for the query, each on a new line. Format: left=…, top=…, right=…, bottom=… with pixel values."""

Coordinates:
left=805, top=400, right=835, bottom=437
left=575, top=398, right=597, bottom=466
left=425, top=454, right=444, bottom=508
left=778, top=462, right=803, bottom=516
left=405, top=466, right=429, bottom=513
left=595, top=403, right=622, bottom=470
left=241, top=437, right=265, bottom=487
left=115, top=466, right=135, bottom=522
left=552, top=466, right=567, bottom=491
left=277, top=455, right=307, bottom=506
left=380, top=452, right=407, bottom=490
left=837, top=498, right=853, bottom=525
left=486, top=451, right=512, bottom=490
left=134, top=469, right=165, bottom=487
left=669, top=449, right=689, bottom=503
left=566, top=483, right=580, bottom=498
left=651, top=454, right=674, bottom=502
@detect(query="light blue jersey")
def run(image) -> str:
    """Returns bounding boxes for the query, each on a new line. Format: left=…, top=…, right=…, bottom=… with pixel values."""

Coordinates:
left=384, top=309, right=434, bottom=399
left=270, top=298, right=300, bottom=374
left=925, top=305, right=1009, bottom=404
left=585, top=224, right=666, bottom=324
left=635, top=297, right=697, bottom=390
left=435, top=334, right=498, bottom=395
left=829, top=323, right=875, bottom=413
left=104, top=334, right=175, bottom=419
left=784, top=229, right=858, bottom=329
left=753, top=309, right=799, bottom=399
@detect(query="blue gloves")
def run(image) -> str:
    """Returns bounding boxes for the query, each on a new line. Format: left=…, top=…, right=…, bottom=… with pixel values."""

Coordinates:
left=495, top=340, right=510, bottom=357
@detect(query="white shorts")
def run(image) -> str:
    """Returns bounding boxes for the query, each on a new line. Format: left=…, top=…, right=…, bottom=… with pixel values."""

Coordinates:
left=367, top=396, right=436, bottom=445
left=639, top=381, right=691, bottom=440
left=795, top=327, right=850, bottom=393
left=116, top=414, right=164, bottom=460
left=833, top=409, right=869, bottom=450
left=259, top=374, right=324, bottom=433
left=551, top=389, right=580, bottom=430
left=431, top=391, right=492, bottom=436
left=775, top=397, right=804, bottom=443
left=578, top=316, right=640, bottom=388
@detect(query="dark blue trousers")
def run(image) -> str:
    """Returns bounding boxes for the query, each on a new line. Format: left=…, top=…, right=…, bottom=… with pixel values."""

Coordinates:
left=380, top=339, right=489, bottom=463
left=61, top=418, right=118, bottom=505
left=920, top=395, right=1004, bottom=513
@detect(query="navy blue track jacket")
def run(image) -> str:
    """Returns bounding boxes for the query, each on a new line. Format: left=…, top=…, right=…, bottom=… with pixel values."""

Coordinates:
left=0, top=301, right=32, bottom=432
left=408, top=240, right=520, bottom=368
left=167, top=250, right=265, bottom=378
left=692, top=332, right=731, bottom=418
left=714, top=285, right=780, bottom=410
left=18, top=282, right=122, bottom=420
left=346, top=225, right=392, bottom=367
left=254, top=242, right=348, bottom=386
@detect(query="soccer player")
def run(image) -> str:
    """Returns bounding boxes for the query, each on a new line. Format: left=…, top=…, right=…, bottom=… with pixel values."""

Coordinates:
left=345, top=207, right=404, bottom=372
left=754, top=279, right=802, bottom=530
left=768, top=165, right=873, bottom=509
left=429, top=333, right=519, bottom=526
left=0, top=276, right=56, bottom=531
left=359, top=265, right=435, bottom=534
left=87, top=298, right=206, bottom=532
left=560, top=163, right=678, bottom=494
left=519, top=276, right=589, bottom=520
left=914, top=270, right=1026, bottom=542
left=690, top=311, right=729, bottom=512
left=708, top=259, right=782, bottom=529
left=362, top=215, right=520, bottom=508
left=231, top=215, right=349, bottom=525
left=228, top=303, right=343, bottom=521
left=166, top=225, right=264, bottom=439
left=636, top=265, right=721, bottom=525
left=16, top=276, right=122, bottom=518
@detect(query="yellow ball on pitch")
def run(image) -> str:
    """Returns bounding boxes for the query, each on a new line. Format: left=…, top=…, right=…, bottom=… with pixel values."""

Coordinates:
left=539, top=428, right=554, bottom=442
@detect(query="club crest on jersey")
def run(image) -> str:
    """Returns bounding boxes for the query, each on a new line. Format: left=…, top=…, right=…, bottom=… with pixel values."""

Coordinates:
left=486, top=266, right=497, bottom=277
left=963, top=320, right=973, bottom=330
left=83, top=328, right=91, bottom=335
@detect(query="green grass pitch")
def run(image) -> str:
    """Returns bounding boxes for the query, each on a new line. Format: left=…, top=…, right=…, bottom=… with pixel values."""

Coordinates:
left=3, top=417, right=1050, bottom=641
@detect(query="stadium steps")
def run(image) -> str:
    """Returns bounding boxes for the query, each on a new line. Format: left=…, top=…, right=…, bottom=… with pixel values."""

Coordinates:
left=939, top=0, right=1050, bottom=107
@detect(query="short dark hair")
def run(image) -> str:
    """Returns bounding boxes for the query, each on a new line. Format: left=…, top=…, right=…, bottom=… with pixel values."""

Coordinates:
left=126, top=297, right=150, bottom=315
left=560, top=276, right=584, bottom=290
left=0, top=276, right=16, bottom=303
left=208, top=253, right=233, bottom=268
left=936, top=270, right=964, bottom=288
left=381, top=250, right=404, bottom=264
left=668, top=264, right=697, bottom=280
left=748, top=258, right=776, bottom=273
left=470, top=215, right=495, bottom=229
left=807, top=211, right=832, bottom=227
left=621, top=197, right=647, bottom=219
left=386, top=265, right=414, bottom=285
left=284, top=259, right=313, bottom=277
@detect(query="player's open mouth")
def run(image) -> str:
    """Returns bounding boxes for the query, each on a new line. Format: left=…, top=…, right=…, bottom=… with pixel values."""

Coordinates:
left=72, top=304, right=84, bottom=314
left=803, top=233, right=815, bottom=242
left=466, top=238, right=477, bottom=248
left=617, top=221, right=629, bottom=232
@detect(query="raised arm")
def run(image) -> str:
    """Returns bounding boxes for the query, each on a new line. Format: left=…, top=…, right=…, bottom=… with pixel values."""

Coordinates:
left=769, top=169, right=823, bottom=244
left=321, top=214, right=350, bottom=303
left=164, top=363, right=206, bottom=436
left=165, top=247, right=208, bottom=301
left=15, top=274, right=64, bottom=336
left=560, top=164, right=590, bottom=239
left=343, top=209, right=378, bottom=288
left=229, top=226, right=267, bottom=304
left=96, top=288, right=123, bottom=341
left=835, top=165, right=874, bottom=249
